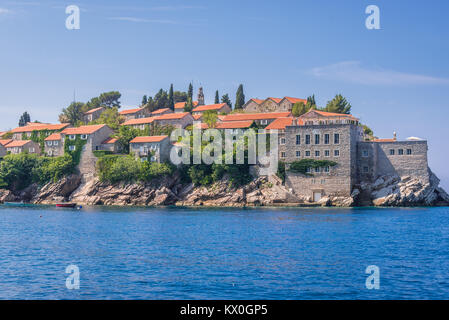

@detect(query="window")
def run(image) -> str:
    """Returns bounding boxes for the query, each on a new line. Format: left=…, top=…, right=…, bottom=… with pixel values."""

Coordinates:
left=407, top=149, right=412, bottom=155
left=305, top=134, right=310, bottom=145
left=305, top=150, right=311, bottom=157
left=306, top=167, right=311, bottom=173
left=141, top=157, right=148, bottom=162
left=334, top=149, right=340, bottom=157
left=315, top=150, right=320, bottom=157
left=281, top=152, right=286, bottom=158
left=363, top=166, right=369, bottom=173
left=325, top=150, right=330, bottom=157
left=389, top=149, right=395, bottom=155
left=362, top=150, right=369, bottom=157
left=47, top=141, right=52, bottom=146
left=150, top=156, right=157, bottom=162
left=334, top=133, right=340, bottom=144
left=315, top=167, right=320, bottom=173
left=296, top=151, right=301, bottom=158
left=398, top=149, right=404, bottom=155
left=320, top=179, right=326, bottom=184
left=315, top=134, right=320, bottom=145
left=69, top=145, right=76, bottom=151
left=81, top=134, right=88, bottom=140
left=54, top=141, right=59, bottom=146
left=69, top=135, right=76, bottom=140
left=29, top=148, right=35, bottom=153
left=280, top=138, right=286, bottom=145
left=260, top=119, right=268, bottom=125
left=324, top=166, right=330, bottom=173
left=324, top=134, right=330, bottom=144
left=296, top=135, right=301, bottom=145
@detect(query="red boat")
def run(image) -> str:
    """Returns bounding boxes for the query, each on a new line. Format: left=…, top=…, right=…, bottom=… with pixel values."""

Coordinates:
left=56, top=203, right=77, bottom=208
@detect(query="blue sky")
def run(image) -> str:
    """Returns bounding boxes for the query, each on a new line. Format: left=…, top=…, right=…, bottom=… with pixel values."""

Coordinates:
left=0, top=0, right=448, bottom=188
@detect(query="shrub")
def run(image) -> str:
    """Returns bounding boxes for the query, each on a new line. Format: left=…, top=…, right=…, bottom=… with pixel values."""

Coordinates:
left=97, top=155, right=140, bottom=183
left=0, top=153, right=39, bottom=190
left=33, top=155, right=75, bottom=184
left=289, top=159, right=337, bottom=175
left=140, top=162, right=174, bottom=181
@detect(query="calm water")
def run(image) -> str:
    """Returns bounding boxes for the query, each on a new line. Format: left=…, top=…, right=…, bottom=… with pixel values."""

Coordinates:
left=0, top=205, right=448, bottom=300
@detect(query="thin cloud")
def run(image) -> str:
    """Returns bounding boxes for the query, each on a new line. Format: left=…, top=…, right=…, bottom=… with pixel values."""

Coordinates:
left=310, top=61, right=449, bottom=86
left=0, top=8, right=12, bottom=14
left=108, top=17, right=179, bottom=24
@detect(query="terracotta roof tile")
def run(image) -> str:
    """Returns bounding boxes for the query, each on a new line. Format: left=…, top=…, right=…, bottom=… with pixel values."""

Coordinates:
left=10, top=123, right=70, bottom=134
left=283, top=97, right=307, bottom=104
left=62, top=124, right=108, bottom=135
left=5, top=140, right=34, bottom=148
left=44, top=133, right=62, bottom=141
left=215, top=120, right=254, bottom=129
left=151, top=108, right=171, bottom=115
left=155, top=112, right=192, bottom=120
left=123, top=117, right=157, bottom=126
left=84, top=107, right=104, bottom=114
left=130, top=136, right=168, bottom=143
left=119, top=107, right=144, bottom=115
left=174, top=101, right=198, bottom=109
left=0, top=139, right=12, bottom=146
left=102, top=137, right=118, bottom=144
left=265, top=117, right=304, bottom=130
left=192, top=103, right=228, bottom=112
left=223, top=112, right=291, bottom=122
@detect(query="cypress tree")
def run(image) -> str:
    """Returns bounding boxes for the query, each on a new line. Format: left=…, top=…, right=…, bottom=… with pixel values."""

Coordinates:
left=235, top=84, right=245, bottom=109
left=168, top=84, right=174, bottom=110
left=141, top=95, right=148, bottom=106
left=188, top=83, right=193, bottom=101
left=214, top=90, right=220, bottom=104
left=221, top=94, right=233, bottom=109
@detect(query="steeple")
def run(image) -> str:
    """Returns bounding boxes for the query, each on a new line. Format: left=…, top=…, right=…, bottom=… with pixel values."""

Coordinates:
left=197, top=87, right=205, bottom=106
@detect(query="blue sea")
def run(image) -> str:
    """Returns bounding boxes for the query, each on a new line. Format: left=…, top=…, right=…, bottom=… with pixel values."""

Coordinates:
left=0, top=205, right=448, bottom=300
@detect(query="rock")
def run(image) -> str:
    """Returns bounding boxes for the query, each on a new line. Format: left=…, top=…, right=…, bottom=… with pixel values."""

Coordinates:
left=0, top=189, right=17, bottom=203
left=317, top=196, right=331, bottom=207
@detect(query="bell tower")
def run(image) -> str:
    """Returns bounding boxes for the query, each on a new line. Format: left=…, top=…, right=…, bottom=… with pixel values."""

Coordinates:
left=197, top=87, right=205, bottom=106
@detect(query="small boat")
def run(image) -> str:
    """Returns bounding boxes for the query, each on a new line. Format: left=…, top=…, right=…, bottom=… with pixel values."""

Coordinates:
left=3, top=201, right=34, bottom=207
left=56, top=203, right=77, bottom=208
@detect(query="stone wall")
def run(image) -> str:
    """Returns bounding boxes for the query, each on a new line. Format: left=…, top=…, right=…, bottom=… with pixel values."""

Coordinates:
left=284, top=124, right=363, bottom=198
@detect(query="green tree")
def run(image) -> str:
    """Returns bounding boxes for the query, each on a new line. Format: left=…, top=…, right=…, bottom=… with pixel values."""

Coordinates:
left=85, top=91, right=122, bottom=110
left=154, top=89, right=169, bottom=110
left=168, top=84, right=175, bottom=110
left=203, top=110, right=218, bottom=128
left=292, top=101, right=309, bottom=116
left=142, top=95, right=148, bottom=106
left=184, top=97, right=193, bottom=112
left=18, top=111, right=31, bottom=127
left=59, top=102, right=85, bottom=125
left=221, top=94, right=233, bottom=109
left=173, top=91, right=188, bottom=103
left=188, top=83, right=193, bottom=101
left=324, top=94, right=352, bottom=114
left=235, top=84, right=245, bottom=110
left=214, top=90, right=220, bottom=104
left=91, top=107, right=124, bottom=130
left=116, top=126, right=140, bottom=154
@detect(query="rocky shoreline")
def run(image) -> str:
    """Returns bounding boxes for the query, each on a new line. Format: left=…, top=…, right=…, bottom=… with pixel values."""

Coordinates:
left=1, top=167, right=448, bottom=208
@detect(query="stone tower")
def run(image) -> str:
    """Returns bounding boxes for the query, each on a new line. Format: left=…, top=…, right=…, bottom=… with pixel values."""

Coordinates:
left=197, top=87, right=205, bottom=106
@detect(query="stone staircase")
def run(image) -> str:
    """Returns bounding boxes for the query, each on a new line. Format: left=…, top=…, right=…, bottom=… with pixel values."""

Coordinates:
left=69, top=143, right=98, bottom=202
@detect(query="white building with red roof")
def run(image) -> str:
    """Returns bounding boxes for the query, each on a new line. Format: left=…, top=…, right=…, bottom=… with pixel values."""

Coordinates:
left=129, top=135, right=171, bottom=163
left=192, top=103, right=231, bottom=115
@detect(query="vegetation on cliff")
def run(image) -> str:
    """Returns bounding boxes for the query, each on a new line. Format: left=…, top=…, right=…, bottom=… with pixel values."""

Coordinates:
left=289, top=159, right=337, bottom=176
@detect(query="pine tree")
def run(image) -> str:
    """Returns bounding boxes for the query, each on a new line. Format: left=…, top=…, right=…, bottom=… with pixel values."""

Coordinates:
left=221, top=94, right=233, bottom=109
left=306, top=95, right=317, bottom=110
left=188, top=83, right=193, bottom=101
left=324, top=94, right=351, bottom=114
left=18, top=111, right=31, bottom=127
left=235, top=84, right=245, bottom=109
left=214, top=90, right=220, bottom=104
left=141, top=95, right=148, bottom=106
left=168, top=84, right=174, bottom=110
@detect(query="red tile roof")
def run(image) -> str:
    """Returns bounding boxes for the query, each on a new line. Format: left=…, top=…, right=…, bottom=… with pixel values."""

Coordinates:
left=62, top=124, right=108, bottom=135
left=151, top=108, right=171, bottom=115
left=267, top=97, right=283, bottom=103
left=215, top=120, right=254, bottom=129
left=130, top=136, right=168, bottom=143
left=123, top=117, right=157, bottom=126
left=5, top=140, right=34, bottom=148
left=155, top=112, right=192, bottom=120
left=102, top=137, right=118, bottom=144
left=10, top=123, right=70, bottom=133
left=304, top=110, right=357, bottom=119
left=193, top=114, right=202, bottom=120
left=174, top=101, right=198, bottom=109
left=44, top=133, right=62, bottom=141
left=249, top=98, right=264, bottom=104
left=265, top=117, right=304, bottom=130
left=84, top=107, right=104, bottom=114
left=223, top=112, right=292, bottom=122
left=283, top=97, right=307, bottom=104
left=192, top=103, right=228, bottom=112
left=119, top=107, right=144, bottom=115
left=0, top=139, right=12, bottom=146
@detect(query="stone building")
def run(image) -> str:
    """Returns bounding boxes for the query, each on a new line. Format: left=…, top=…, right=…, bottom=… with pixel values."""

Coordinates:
left=83, top=107, right=105, bottom=123
left=222, top=112, right=292, bottom=128
left=243, top=97, right=307, bottom=113
left=44, top=133, right=63, bottom=157
left=174, top=101, right=199, bottom=113
left=61, top=124, right=114, bottom=152
left=282, top=110, right=430, bottom=202
left=9, top=123, right=70, bottom=140
left=119, top=107, right=151, bottom=121
left=129, top=135, right=171, bottom=163
left=100, top=137, right=119, bottom=153
left=122, top=112, right=194, bottom=130
left=0, top=139, right=12, bottom=156
left=192, top=103, right=231, bottom=115
left=5, top=140, right=41, bottom=155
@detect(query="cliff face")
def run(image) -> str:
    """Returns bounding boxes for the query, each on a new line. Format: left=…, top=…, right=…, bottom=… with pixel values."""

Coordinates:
left=1, top=168, right=448, bottom=208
